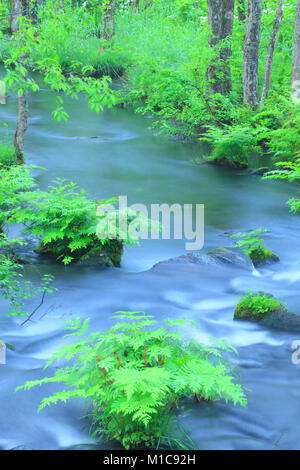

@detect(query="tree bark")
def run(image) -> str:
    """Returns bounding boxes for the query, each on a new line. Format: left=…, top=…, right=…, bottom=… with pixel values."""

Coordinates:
left=207, top=0, right=235, bottom=95
left=292, top=0, right=300, bottom=101
left=102, top=0, right=116, bottom=41
left=14, top=87, right=28, bottom=162
left=243, top=0, right=262, bottom=108
left=260, top=0, right=283, bottom=104
left=11, top=0, right=30, bottom=163
left=10, top=0, right=22, bottom=33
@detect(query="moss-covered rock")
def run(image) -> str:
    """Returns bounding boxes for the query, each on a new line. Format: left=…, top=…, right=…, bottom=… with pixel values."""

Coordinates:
left=234, top=291, right=300, bottom=330
left=36, top=237, right=123, bottom=267
left=248, top=248, right=279, bottom=268
left=234, top=292, right=282, bottom=321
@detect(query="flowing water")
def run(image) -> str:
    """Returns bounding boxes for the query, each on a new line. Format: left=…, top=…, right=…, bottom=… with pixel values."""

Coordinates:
left=1, top=81, right=300, bottom=450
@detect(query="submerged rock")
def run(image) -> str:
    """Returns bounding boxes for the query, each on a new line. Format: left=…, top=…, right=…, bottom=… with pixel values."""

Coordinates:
left=234, top=292, right=300, bottom=331
left=153, top=247, right=253, bottom=271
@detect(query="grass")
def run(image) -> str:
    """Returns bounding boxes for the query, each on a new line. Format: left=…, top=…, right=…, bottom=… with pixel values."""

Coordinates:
left=0, top=141, right=16, bottom=167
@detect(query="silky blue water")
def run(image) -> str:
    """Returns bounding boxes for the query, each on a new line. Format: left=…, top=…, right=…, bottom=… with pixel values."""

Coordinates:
left=1, top=81, right=300, bottom=450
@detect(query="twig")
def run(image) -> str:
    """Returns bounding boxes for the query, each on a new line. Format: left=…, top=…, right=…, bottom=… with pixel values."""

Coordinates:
left=20, top=290, right=47, bottom=326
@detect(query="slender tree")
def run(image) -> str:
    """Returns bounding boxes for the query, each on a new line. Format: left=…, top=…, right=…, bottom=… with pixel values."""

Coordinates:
left=102, top=0, right=116, bottom=42
left=260, top=0, right=283, bottom=104
left=243, top=0, right=262, bottom=108
left=10, top=0, right=22, bottom=33
left=207, top=0, right=235, bottom=95
left=11, top=0, right=30, bottom=162
left=292, top=0, right=300, bottom=101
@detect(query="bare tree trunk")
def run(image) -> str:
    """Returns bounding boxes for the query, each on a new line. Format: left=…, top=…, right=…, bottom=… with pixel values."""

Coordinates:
left=12, top=0, right=30, bottom=163
left=292, top=0, right=300, bottom=101
left=14, top=87, right=28, bottom=162
left=134, top=0, right=139, bottom=12
left=237, top=0, right=246, bottom=22
left=260, top=0, right=283, bottom=104
left=243, top=0, right=262, bottom=108
left=102, top=0, right=116, bottom=42
left=10, top=0, right=22, bottom=33
left=207, top=0, right=235, bottom=95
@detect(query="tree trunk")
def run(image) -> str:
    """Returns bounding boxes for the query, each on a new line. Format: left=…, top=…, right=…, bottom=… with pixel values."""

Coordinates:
left=292, top=0, right=300, bottom=101
left=243, top=0, right=262, bottom=108
left=11, top=0, right=30, bottom=163
left=260, top=0, right=283, bottom=104
left=14, top=87, right=28, bottom=162
left=134, top=0, right=139, bottom=12
left=102, top=0, right=116, bottom=42
left=10, top=0, right=22, bottom=33
left=207, top=0, right=235, bottom=95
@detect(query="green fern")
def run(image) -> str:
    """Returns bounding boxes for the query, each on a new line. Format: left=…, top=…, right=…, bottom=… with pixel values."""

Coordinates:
left=16, top=311, right=247, bottom=449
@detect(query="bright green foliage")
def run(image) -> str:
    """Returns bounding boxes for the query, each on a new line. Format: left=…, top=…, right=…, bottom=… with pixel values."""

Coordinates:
left=0, top=165, right=146, bottom=266
left=0, top=234, right=56, bottom=317
left=4, top=177, right=123, bottom=266
left=0, top=14, right=119, bottom=125
left=263, top=158, right=300, bottom=213
left=230, top=228, right=278, bottom=267
left=16, top=311, right=247, bottom=449
left=0, top=124, right=16, bottom=167
left=0, top=141, right=16, bottom=168
left=200, top=125, right=262, bottom=168
left=2, top=1, right=298, bottom=166
left=234, top=291, right=284, bottom=321
left=0, top=164, right=36, bottom=232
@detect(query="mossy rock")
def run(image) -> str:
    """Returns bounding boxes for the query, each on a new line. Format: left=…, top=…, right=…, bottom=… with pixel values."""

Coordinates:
left=234, top=292, right=300, bottom=330
left=36, top=237, right=123, bottom=267
left=248, top=167, right=270, bottom=176
left=249, top=248, right=279, bottom=268
left=205, top=156, right=248, bottom=170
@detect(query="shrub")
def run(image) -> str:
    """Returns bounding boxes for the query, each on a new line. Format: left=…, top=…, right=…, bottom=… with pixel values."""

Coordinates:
left=16, top=311, right=247, bottom=449
left=5, top=178, right=125, bottom=266
left=234, top=291, right=284, bottom=321
left=200, top=125, right=262, bottom=168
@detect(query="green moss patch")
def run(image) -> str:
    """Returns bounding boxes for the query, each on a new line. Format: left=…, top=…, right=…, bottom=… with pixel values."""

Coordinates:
left=234, top=291, right=284, bottom=321
left=249, top=248, right=280, bottom=267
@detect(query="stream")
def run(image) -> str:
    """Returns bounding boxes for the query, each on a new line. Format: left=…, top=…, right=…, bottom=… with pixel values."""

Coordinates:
left=1, top=82, right=300, bottom=450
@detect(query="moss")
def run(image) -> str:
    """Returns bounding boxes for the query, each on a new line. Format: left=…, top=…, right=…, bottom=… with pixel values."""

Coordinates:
left=249, top=247, right=279, bottom=267
left=234, top=292, right=283, bottom=321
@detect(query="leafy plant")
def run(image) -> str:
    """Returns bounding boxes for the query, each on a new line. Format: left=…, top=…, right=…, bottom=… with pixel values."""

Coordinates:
left=234, top=291, right=284, bottom=320
left=230, top=228, right=278, bottom=267
left=0, top=234, right=56, bottom=318
left=263, top=157, right=300, bottom=213
left=200, top=124, right=263, bottom=168
left=16, top=311, right=247, bottom=449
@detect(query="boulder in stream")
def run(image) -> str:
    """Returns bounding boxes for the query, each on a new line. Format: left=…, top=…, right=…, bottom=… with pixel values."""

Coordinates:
left=152, top=247, right=254, bottom=271
left=234, top=292, right=300, bottom=331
